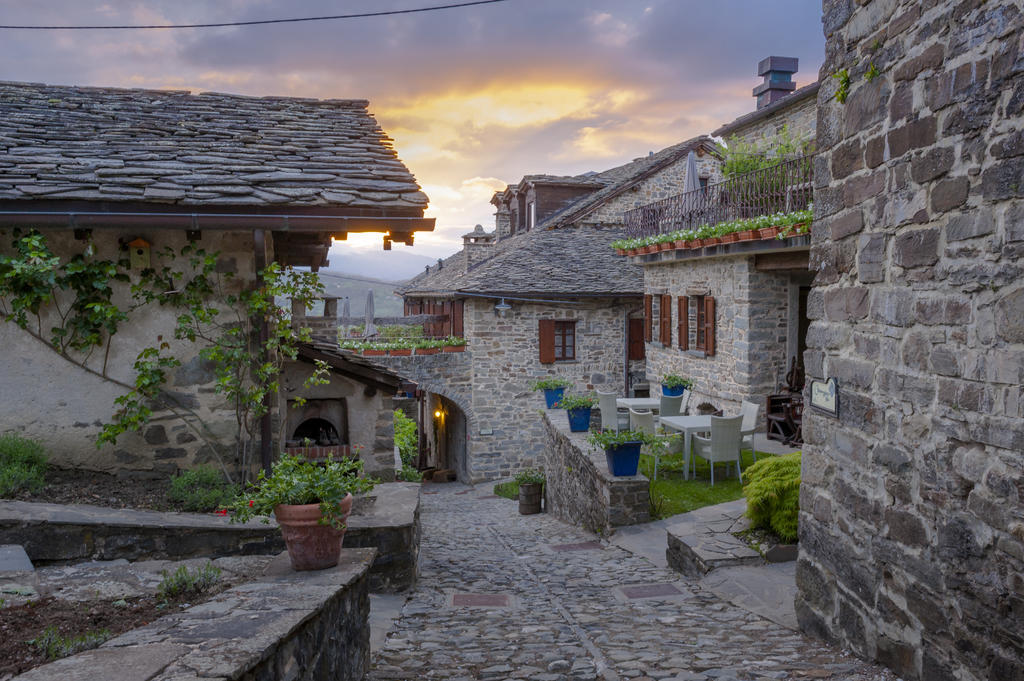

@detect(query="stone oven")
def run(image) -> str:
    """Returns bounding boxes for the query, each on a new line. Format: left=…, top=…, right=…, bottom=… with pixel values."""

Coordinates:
left=285, top=398, right=350, bottom=460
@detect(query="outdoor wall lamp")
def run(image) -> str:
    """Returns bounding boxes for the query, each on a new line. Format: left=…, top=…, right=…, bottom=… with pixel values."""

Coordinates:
left=494, top=298, right=512, bottom=317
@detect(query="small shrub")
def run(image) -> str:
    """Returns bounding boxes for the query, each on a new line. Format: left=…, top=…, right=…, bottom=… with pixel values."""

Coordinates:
left=167, top=466, right=238, bottom=512
left=396, top=463, right=421, bottom=482
left=493, top=481, right=518, bottom=500
left=531, top=377, right=571, bottom=391
left=157, top=562, right=222, bottom=601
left=513, top=468, right=545, bottom=486
left=0, top=433, right=47, bottom=497
left=31, top=625, right=112, bottom=660
left=393, top=410, right=418, bottom=467
left=743, top=452, right=801, bottom=543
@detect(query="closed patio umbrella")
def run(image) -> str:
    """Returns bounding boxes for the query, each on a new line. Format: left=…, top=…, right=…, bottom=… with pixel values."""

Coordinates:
left=364, top=289, right=377, bottom=337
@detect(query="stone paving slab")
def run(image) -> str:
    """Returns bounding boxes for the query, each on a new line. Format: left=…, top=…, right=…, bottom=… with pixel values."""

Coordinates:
left=368, top=484, right=903, bottom=681
left=666, top=500, right=764, bottom=577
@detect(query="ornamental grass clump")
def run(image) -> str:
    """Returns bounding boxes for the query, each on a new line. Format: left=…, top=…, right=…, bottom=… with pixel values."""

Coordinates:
left=0, top=433, right=47, bottom=498
left=743, top=451, right=801, bottom=543
left=167, top=465, right=239, bottom=512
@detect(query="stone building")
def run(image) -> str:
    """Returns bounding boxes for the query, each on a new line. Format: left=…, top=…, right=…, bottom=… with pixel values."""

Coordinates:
left=0, top=81, right=432, bottom=479
left=628, top=59, right=818, bottom=416
left=798, top=2, right=1024, bottom=680
left=390, top=136, right=719, bottom=481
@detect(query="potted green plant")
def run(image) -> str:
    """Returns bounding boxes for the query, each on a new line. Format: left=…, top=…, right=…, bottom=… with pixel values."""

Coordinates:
left=532, top=377, right=572, bottom=409
left=556, top=393, right=596, bottom=432
left=661, top=373, right=693, bottom=397
left=515, top=468, right=545, bottom=515
left=229, top=454, right=377, bottom=571
left=415, top=338, right=442, bottom=355
left=588, top=429, right=654, bottom=477
left=442, top=335, right=467, bottom=352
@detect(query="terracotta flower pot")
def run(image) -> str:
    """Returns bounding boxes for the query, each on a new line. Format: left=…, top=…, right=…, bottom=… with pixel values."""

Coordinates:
left=783, top=222, right=808, bottom=237
left=758, top=226, right=780, bottom=239
left=615, top=248, right=626, bottom=255
left=388, top=348, right=412, bottom=356
left=643, top=245, right=657, bottom=254
left=416, top=346, right=440, bottom=355
left=705, top=236, right=721, bottom=245
left=719, top=232, right=738, bottom=243
left=362, top=349, right=386, bottom=356
left=274, top=494, right=353, bottom=571
left=672, top=240, right=688, bottom=249
left=736, top=230, right=758, bottom=241
left=443, top=345, right=465, bottom=352
left=657, top=242, right=673, bottom=251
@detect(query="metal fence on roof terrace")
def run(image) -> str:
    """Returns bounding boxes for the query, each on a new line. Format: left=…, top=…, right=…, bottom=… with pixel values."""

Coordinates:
left=623, top=155, right=814, bottom=238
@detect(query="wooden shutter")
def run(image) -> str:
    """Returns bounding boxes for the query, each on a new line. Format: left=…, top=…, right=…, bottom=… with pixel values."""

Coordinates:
left=628, top=318, right=645, bottom=360
left=660, top=294, right=671, bottom=345
left=678, top=296, right=689, bottom=350
left=452, top=300, right=464, bottom=337
left=643, top=294, right=652, bottom=342
left=704, top=296, right=716, bottom=357
left=539, top=319, right=556, bottom=364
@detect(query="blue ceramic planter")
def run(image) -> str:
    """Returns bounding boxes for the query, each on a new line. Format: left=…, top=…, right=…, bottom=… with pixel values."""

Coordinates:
left=543, top=387, right=565, bottom=409
left=566, top=407, right=592, bottom=432
left=662, top=384, right=686, bottom=397
left=605, top=442, right=642, bottom=476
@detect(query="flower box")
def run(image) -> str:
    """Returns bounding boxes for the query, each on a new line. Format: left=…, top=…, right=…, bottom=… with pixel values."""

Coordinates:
left=736, top=229, right=758, bottom=241
left=719, top=232, right=739, bottom=243
left=781, top=222, right=808, bottom=238
left=615, top=248, right=627, bottom=256
left=415, top=346, right=440, bottom=355
left=705, top=236, right=721, bottom=246
left=362, top=349, right=386, bottom=356
left=657, top=242, right=673, bottom=251
left=758, top=226, right=780, bottom=239
left=643, top=245, right=658, bottom=254
left=672, top=240, right=688, bottom=249
left=443, top=345, right=466, bottom=353
left=388, top=347, right=412, bottom=356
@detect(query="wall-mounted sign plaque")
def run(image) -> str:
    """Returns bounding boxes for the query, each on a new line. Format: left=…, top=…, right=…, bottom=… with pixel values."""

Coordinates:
left=809, top=377, right=839, bottom=417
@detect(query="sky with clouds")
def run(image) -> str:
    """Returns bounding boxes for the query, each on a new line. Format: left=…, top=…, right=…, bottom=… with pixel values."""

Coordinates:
left=0, top=0, right=825, bottom=258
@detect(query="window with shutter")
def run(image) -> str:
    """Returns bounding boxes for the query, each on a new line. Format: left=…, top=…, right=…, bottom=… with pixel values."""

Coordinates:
left=704, top=296, right=716, bottom=356
left=685, top=294, right=716, bottom=355
left=452, top=300, right=464, bottom=337
left=660, top=294, right=672, bottom=345
left=643, top=294, right=652, bottom=343
left=554, top=321, right=575, bottom=361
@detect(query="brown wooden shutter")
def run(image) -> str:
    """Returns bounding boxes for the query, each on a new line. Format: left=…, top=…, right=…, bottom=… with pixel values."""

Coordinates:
left=539, top=319, right=556, bottom=364
left=643, top=294, right=652, bottom=342
left=452, top=300, right=464, bottom=337
left=678, top=296, right=689, bottom=350
left=628, top=318, right=645, bottom=360
left=660, top=294, right=671, bottom=345
left=704, top=296, right=716, bottom=357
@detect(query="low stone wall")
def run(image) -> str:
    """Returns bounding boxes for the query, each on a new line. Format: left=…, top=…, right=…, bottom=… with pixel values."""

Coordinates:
left=14, top=548, right=376, bottom=681
left=0, top=482, right=421, bottom=592
left=541, top=410, right=650, bottom=534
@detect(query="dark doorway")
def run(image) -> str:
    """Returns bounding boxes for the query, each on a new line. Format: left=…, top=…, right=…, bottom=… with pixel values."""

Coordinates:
left=293, top=418, right=341, bottom=446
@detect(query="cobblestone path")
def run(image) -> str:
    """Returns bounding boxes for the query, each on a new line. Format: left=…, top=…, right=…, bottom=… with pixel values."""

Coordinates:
left=369, top=484, right=899, bottom=681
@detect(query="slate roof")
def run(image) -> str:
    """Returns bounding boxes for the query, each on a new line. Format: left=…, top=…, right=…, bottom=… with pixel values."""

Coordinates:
left=0, top=81, right=427, bottom=212
left=298, top=339, right=402, bottom=393
left=712, top=81, right=820, bottom=138
left=398, top=226, right=641, bottom=297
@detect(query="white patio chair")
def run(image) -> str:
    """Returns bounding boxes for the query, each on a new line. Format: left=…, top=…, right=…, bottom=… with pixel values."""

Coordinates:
left=691, top=415, right=744, bottom=486
left=597, top=389, right=628, bottom=431
left=679, top=389, right=692, bottom=416
left=740, top=400, right=760, bottom=458
left=658, top=393, right=684, bottom=419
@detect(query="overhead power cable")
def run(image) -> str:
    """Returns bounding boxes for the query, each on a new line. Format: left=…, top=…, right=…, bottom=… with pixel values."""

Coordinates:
left=0, top=0, right=511, bottom=30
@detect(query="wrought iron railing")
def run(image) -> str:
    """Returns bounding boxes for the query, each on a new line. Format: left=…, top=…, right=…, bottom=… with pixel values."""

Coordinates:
left=624, top=155, right=813, bottom=238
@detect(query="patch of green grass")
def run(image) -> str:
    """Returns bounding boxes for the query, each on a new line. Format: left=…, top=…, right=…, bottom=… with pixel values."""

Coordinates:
left=167, top=466, right=238, bottom=512
left=641, top=449, right=761, bottom=519
left=31, top=625, right=112, bottom=660
left=493, top=481, right=519, bottom=500
left=0, top=433, right=47, bottom=498
left=157, top=562, right=221, bottom=601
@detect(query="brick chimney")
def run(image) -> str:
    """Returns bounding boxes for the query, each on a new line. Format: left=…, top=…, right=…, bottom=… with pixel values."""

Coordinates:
left=462, top=224, right=495, bottom=269
left=753, top=56, right=798, bottom=109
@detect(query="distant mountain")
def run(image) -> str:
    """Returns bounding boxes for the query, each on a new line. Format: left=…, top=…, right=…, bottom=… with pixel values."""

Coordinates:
left=326, top=248, right=440, bottom=281
left=315, top=270, right=405, bottom=317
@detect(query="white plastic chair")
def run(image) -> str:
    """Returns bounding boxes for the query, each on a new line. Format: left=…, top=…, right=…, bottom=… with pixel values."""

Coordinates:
left=740, top=400, right=760, bottom=458
left=679, top=389, right=692, bottom=416
left=691, top=415, right=744, bottom=486
left=597, top=390, right=628, bottom=431
left=629, top=408, right=655, bottom=435
left=658, top=393, right=684, bottom=419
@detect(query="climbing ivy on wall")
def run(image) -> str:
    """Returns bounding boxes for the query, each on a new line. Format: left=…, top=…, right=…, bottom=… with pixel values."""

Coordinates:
left=0, top=229, right=327, bottom=481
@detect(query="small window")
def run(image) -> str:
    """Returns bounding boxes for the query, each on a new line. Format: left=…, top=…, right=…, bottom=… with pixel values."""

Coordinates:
left=688, top=295, right=716, bottom=356
left=699, top=177, right=709, bottom=193
left=554, top=321, right=575, bottom=361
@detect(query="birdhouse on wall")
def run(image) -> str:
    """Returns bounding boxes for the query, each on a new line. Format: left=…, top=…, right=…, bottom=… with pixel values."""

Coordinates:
left=128, top=238, right=151, bottom=269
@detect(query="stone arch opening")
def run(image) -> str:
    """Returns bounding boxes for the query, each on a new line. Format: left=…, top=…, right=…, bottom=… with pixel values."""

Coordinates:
left=292, top=417, right=341, bottom=446
left=285, top=399, right=349, bottom=448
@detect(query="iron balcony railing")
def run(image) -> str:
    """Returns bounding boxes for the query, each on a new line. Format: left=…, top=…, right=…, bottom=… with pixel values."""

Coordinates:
left=624, top=155, right=814, bottom=238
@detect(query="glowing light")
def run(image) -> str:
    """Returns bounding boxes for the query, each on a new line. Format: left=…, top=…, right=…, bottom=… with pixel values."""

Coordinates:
left=434, top=410, right=442, bottom=418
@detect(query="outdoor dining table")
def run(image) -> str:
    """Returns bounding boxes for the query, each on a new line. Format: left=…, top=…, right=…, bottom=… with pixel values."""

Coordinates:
left=615, top=397, right=662, bottom=413
left=658, top=414, right=713, bottom=480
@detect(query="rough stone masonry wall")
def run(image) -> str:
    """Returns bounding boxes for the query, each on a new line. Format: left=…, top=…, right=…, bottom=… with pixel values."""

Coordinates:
left=729, top=92, right=819, bottom=148
left=581, top=155, right=722, bottom=226
left=465, top=297, right=638, bottom=481
left=644, top=255, right=791, bottom=414
left=541, top=407, right=650, bottom=533
left=798, top=2, right=1024, bottom=681
left=0, top=228, right=255, bottom=476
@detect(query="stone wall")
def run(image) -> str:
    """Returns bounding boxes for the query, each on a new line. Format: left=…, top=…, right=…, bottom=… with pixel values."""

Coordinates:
left=727, top=91, right=818, bottom=147
left=541, top=407, right=650, bottom=533
left=798, top=2, right=1024, bottom=680
left=14, top=548, right=375, bottom=681
left=463, top=297, right=639, bottom=481
left=581, top=154, right=721, bottom=226
left=643, top=254, right=799, bottom=414
left=0, top=228, right=255, bottom=476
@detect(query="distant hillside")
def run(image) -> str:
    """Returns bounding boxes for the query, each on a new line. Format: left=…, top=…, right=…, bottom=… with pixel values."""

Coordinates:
left=315, top=270, right=405, bottom=317
left=326, top=247, right=439, bottom=281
